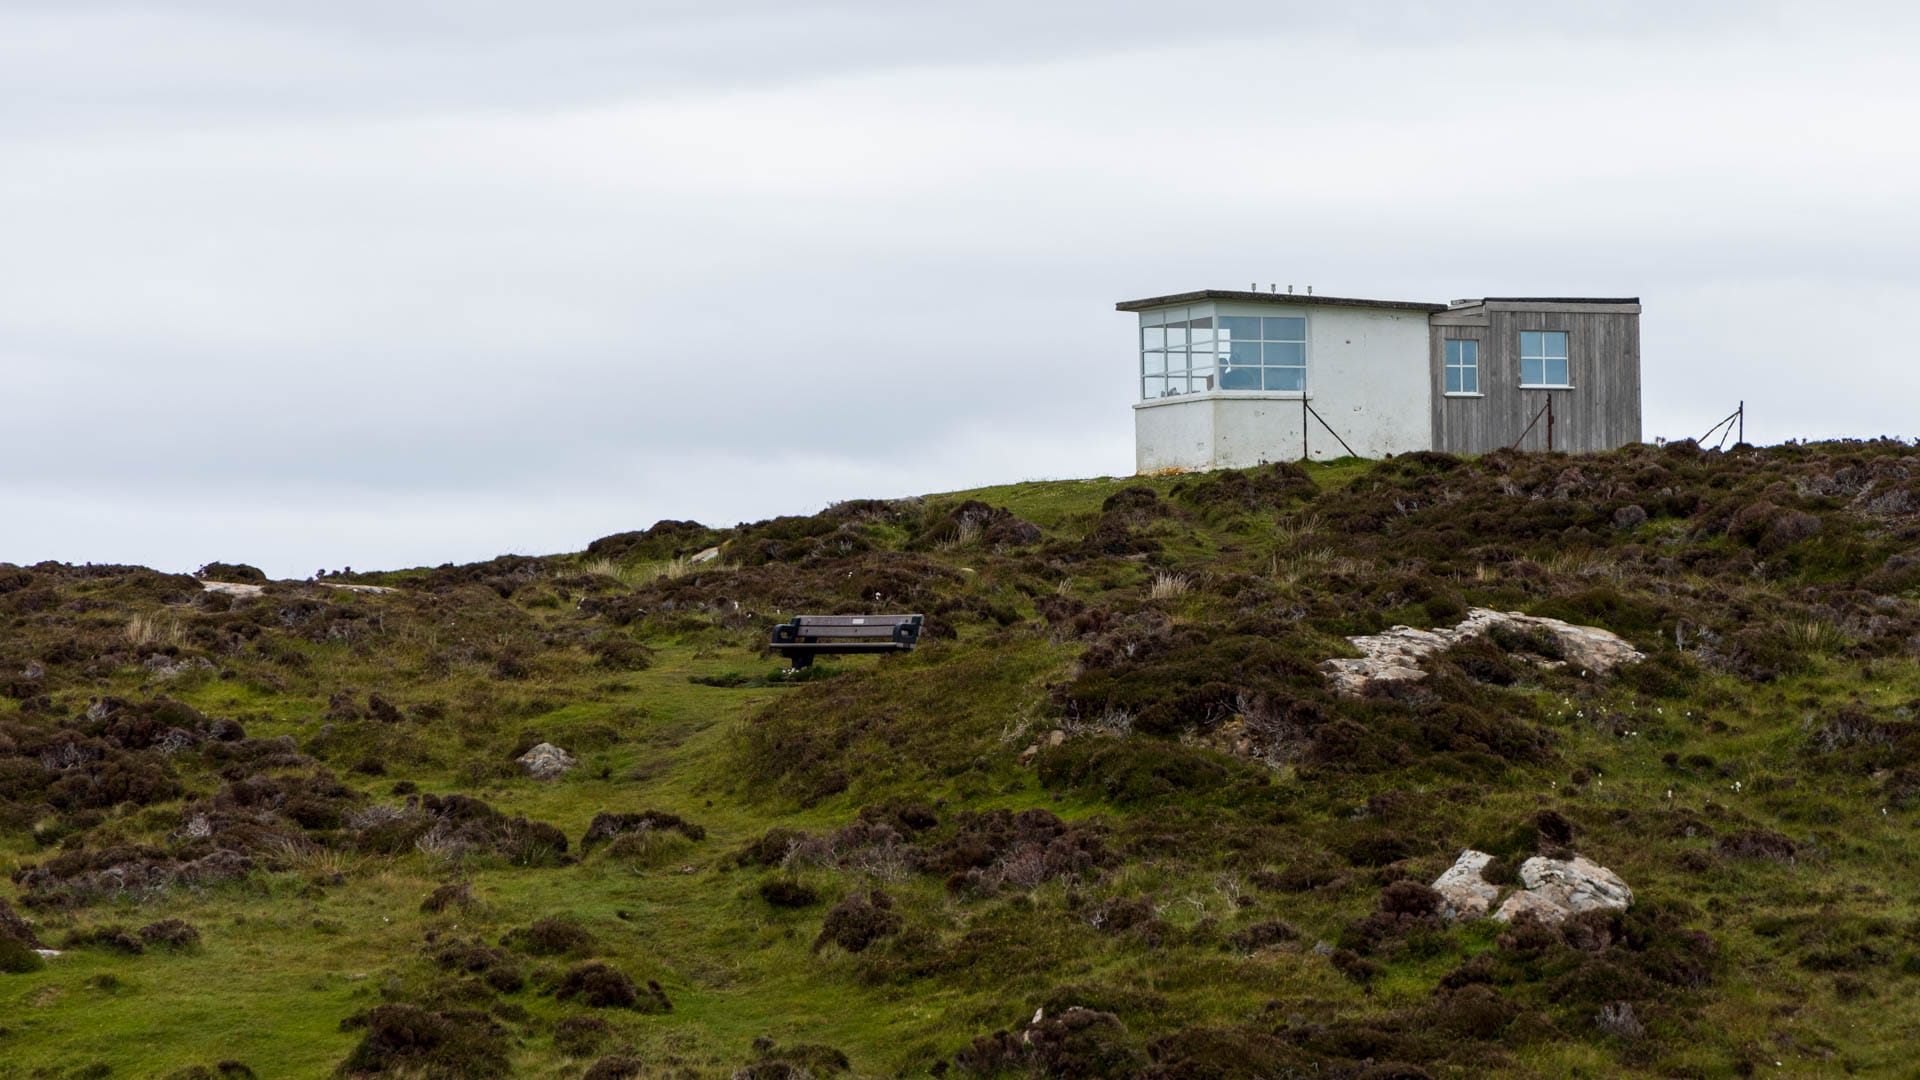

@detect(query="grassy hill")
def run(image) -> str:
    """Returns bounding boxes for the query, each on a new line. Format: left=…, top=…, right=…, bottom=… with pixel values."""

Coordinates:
left=4, top=440, right=1920, bottom=1078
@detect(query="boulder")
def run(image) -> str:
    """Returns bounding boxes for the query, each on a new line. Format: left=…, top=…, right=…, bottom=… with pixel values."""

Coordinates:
left=1430, top=850, right=1501, bottom=920
left=1322, top=608, right=1644, bottom=696
left=1493, top=855, right=1632, bottom=924
left=1429, top=850, right=1633, bottom=927
left=517, top=743, right=577, bottom=781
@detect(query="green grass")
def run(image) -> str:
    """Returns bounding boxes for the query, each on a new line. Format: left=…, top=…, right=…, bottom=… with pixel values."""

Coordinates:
left=7, top=443, right=1920, bottom=1076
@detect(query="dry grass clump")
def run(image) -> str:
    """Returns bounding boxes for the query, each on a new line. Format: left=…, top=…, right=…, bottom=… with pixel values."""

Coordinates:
left=1148, top=571, right=1191, bottom=600
left=124, top=612, right=185, bottom=648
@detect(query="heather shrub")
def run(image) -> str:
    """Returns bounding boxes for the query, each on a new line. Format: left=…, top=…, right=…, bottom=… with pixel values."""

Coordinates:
left=335, top=1003, right=510, bottom=1078
left=554, top=963, right=671, bottom=1012
left=813, top=889, right=902, bottom=953
left=502, top=915, right=596, bottom=958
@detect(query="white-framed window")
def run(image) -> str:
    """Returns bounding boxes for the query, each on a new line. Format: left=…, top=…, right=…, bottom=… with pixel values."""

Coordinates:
left=1139, top=304, right=1218, bottom=399
left=1520, top=330, right=1569, bottom=387
left=1444, top=338, right=1479, bottom=394
left=1216, top=314, right=1306, bottom=392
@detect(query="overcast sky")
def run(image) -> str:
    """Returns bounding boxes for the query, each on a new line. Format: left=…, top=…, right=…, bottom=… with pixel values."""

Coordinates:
left=4, top=1, right=1918, bottom=577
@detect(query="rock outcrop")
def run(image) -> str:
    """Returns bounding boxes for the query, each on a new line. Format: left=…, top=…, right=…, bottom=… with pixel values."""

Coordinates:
left=1322, top=608, right=1644, bottom=696
left=1429, top=849, right=1632, bottom=926
left=1493, top=855, right=1633, bottom=924
left=1430, top=850, right=1502, bottom=920
left=516, top=743, right=578, bottom=780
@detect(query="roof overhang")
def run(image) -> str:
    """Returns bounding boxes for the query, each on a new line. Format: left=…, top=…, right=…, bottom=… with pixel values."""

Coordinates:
left=1115, top=289, right=1447, bottom=314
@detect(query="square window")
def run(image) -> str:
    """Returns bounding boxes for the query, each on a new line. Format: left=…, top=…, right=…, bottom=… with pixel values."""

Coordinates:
left=1219, top=316, right=1261, bottom=342
left=1262, top=316, right=1306, bottom=342
left=1519, top=331, right=1569, bottom=386
left=1264, top=341, right=1305, bottom=367
left=1219, top=365, right=1259, bottom=390
left=1263, top=366, right=1304, bottom=392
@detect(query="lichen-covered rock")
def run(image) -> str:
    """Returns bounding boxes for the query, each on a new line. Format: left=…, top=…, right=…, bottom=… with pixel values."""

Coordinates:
left=1493, top=855, right=1633, bottom=925
left=1430, top=849, right=1501, bottom=920
left=516, top=743, right=576, bottom=780
left=1321, top=608, right=1644, bottom=696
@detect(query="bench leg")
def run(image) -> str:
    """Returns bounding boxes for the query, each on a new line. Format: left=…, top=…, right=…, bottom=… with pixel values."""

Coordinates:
left=790, top=651, right=815, bottom=669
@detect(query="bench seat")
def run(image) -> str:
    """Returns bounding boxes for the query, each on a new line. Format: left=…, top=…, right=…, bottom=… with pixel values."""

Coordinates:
left=770, top=614, right=924, bottom=668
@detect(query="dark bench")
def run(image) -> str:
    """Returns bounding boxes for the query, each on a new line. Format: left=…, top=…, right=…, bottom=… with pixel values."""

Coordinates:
left=769, top=614, right=924, bottom=668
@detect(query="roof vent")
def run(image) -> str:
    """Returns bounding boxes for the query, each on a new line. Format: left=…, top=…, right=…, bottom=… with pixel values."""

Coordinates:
left=1448, top=298, right=1481, bottom=308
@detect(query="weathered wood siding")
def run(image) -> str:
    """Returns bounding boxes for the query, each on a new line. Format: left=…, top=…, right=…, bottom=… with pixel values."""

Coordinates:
left=1430, top=304, right=1640, bottom=454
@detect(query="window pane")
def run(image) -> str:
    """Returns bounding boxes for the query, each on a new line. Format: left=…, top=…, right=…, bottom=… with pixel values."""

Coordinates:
left=1164, top=346, right=1187, bottom=373
left=1445, top=340, right=1461, bottom=365
left=1263, top=316, right=1306, bottom=341
left=1522, top=357, right=1544, bottom=385
left=1544, top=331, right=1568, bottom=359
left=1189, top=369, right=1215, bottom=392
left=1263, top=367, right=1305, bottom=392
left=1462, top=366, right=1478, bottom=394
left=1520, top=331, right=1542, bottom=358
left=1141, top=310, right=1166, bottom=327
left=1446, top=367, right=1462, bottom=394
left=1143, top=377, right=1165, bottom=399
left=1164, top=322, right=1188, bottom=349
left=1142, top=327, right=1167, bottom=350
left=1462, top=339, right=1479, bottom=365
left=1547, top=357, right=1569, bottom=385
left=1219, top=316, right=1261, bottom=342
left=1227, top=340, right=1260, bottom=368
left=1219, top=364, right=1260, bottom=390
left=1264, top=342, right=1306, bottom=367
left=1143, top=350, right=1165, bottom=374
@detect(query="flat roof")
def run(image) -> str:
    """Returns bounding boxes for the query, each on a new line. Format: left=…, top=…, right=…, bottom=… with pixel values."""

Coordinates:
left=1477, top=297, right=1641, bottom=305
left=1115, top=289, right=1447, bottom=314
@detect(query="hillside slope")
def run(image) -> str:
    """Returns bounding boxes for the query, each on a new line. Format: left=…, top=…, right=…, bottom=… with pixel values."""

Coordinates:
left=4, top=440, right=1920, bottom=1078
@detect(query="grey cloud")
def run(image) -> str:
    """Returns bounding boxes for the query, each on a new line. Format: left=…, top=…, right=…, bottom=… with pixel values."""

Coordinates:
left=2, top=1, right=1917, bottom=576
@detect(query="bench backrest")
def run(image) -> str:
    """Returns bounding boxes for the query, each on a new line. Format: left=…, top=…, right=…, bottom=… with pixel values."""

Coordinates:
left=773, top=614, right=923, bottom=645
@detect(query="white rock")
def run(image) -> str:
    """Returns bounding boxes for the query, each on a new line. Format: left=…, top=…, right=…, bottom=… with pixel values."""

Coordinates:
left=1430, top=849, right=1501, bottom=921
left=516, top=742, right=577, bottom=780
left=690, top=547, right=721, bottom=565
left=1321, top=608, right=1644, bottom=696
left=1493, top=855, right=1633, bottom=925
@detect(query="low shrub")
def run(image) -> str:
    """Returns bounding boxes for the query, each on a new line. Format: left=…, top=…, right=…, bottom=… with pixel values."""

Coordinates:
left=1036, top=739, right=1234, bottom=805
left=813, top=889, right=902, bottom=953
left=138, top=919, right=202, bottom=951
left=759, top=878, right=821, bottom=908
left=335, top=1003, right=510, bottom=1077
left=553, top=1015, right=611, bottom=1057
left=502, top=915, right=596, bottom=958
left=0, top=934, right=44, bottom=974
left=554, top=962, right=670, bottom=1012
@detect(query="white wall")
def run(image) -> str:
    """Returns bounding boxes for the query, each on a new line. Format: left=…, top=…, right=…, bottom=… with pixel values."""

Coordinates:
left=1132, top=301, right=1434, bottom=469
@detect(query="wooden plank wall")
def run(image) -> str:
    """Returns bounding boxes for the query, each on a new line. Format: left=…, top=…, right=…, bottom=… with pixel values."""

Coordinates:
left=1430, top=308, right=1640, bottom=454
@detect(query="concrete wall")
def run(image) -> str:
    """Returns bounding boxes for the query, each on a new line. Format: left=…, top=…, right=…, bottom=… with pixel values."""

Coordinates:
left=1133, top=302, right=1434, bottom=469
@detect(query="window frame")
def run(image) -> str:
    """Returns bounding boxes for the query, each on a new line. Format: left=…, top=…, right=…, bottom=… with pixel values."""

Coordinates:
left=1141, top=306, right=1309, bottom=402
left=1518, top=330, right=1571, bottom=389
left=1443, top=338, right=1480, bottom=396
